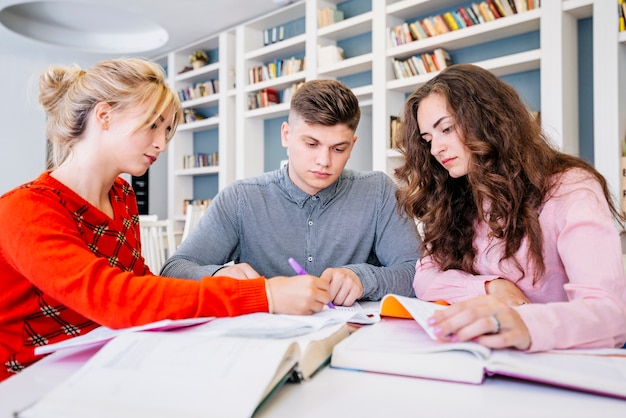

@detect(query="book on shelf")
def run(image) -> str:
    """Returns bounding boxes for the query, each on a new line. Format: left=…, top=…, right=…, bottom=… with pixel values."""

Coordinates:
left=182, top=152, right=219, bottom=169
left=318, top=6, right=344, bottom=28
left=281, top=81, right=304, bottom=105
left=470, top=3, right=485, bottom=23
left=391, top=48, right=452, bottom=80
left=431, top=15, right=450, bottom=35
left=433, top=48, right=452, bottom=70
left=420, top=18, right=437, bottom=38
left=408, top=21, right=426, bottom=40
left=263, top=25, right=285, bottom=46
left=248, top=57, right=304, bottom=85
left=178, top=79, right=219, bottom=102
left=331, top=294, right=626, bottom=400
left=478, top=1, right=496, bottom=21
left=466, top=4, right=483, bottom=24
left=456, top=7, right=474, bottom=27
left=183, top=199, right=211, bottom=214
left=247, top=88, right=280, bottom=110
left=19, top=313, right=354, bottom=418
left=318, top=44, right=345, bottom=67
left=487, top=0, right=503, bottom=18
left=442, top=11, right=460, bottom=31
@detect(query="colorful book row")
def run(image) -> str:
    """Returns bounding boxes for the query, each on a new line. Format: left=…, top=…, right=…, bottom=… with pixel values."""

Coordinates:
left=389, top=0, right=540, bottom=47
left=248, top=57, right=305, bottom=85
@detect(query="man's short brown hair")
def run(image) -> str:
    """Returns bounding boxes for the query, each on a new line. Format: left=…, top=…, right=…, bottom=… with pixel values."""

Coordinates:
left=289, top=79, right=360, bottom=131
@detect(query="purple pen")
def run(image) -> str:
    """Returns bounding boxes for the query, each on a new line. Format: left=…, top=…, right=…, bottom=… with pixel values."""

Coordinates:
left=288, top=257, right=335, bottom=309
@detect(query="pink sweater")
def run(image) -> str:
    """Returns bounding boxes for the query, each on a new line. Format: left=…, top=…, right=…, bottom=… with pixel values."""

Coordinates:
left=414, top=169, right=626, bottom=351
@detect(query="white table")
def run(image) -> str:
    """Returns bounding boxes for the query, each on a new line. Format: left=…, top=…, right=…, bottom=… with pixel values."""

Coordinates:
left=1, top=341, right=624, bottom=418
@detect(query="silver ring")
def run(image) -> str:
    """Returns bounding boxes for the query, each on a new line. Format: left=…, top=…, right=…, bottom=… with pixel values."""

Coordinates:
left=490, top=315, right=501, bottom=334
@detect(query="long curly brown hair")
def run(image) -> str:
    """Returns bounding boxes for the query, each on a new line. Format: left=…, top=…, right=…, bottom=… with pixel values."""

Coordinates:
left=395, top=64, right=624, bottom=281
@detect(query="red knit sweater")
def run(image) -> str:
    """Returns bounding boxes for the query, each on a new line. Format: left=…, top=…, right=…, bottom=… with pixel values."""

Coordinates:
left=0, top=172, right=268, bottom=382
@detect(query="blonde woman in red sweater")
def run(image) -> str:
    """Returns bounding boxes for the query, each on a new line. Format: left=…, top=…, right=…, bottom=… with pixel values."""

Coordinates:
left=0, top=58, right=330, bottom=382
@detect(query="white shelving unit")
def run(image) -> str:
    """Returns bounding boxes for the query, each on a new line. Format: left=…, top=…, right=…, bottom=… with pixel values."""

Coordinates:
left=164, top=32, right=236, bottom=229
left=235, top=1, right=309, bottom=179
left=159, top=0, right=626, bottom=222
left=314, top=0, right=374, bottom=171
left=593, top=0, right=626, bottom=206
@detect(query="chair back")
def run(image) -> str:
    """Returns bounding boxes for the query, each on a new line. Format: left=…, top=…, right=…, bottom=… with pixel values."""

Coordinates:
left=181, top=204, right=206, bottom=243
left=139, top=219, right=176, bottom=273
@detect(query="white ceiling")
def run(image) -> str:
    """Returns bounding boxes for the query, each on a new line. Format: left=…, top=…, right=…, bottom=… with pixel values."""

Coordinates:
left=0, top=0, right=292, bottom=61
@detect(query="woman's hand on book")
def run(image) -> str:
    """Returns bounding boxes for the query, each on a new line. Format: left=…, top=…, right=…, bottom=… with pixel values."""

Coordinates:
left=428, top=295, right=531, bottom=350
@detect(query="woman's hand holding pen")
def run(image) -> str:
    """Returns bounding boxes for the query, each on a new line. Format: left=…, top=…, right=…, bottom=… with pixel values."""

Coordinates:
left=267, top=275, right=331, bottom=315
left=427, top=295, right=532, bottom=350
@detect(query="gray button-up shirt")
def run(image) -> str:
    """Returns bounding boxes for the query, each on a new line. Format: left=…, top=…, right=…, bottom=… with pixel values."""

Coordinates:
left=161, top=166, right=421, bottom=300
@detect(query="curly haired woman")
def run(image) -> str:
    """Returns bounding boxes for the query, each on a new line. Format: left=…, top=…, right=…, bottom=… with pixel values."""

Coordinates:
left=395, top=64, right=626, bottom=352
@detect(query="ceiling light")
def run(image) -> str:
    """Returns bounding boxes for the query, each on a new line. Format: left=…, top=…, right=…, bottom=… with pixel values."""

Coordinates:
left=0, top=1, right=168, bottom=53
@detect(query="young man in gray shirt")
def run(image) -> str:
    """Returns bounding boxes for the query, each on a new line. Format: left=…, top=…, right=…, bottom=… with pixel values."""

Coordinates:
left=161, top=79, right=421, bottom=306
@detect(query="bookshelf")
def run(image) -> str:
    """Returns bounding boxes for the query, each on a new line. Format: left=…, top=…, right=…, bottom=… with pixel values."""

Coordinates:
left=314, top=0, right=374, bottom=171
left=163, top=32, right=236, bottom=230
left=373, top=0, right=544, bottom=176
left=593, top=0, right=626, bottom=209
left=235, top=1, right=308, bottom=179
left=159, top=0, right=626, bottom=222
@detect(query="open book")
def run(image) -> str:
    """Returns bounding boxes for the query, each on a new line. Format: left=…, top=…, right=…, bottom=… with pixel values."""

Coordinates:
left=18, top=321, right=350, bottom=418
left=34, top=316, right=216, bottom=355
left=331, top=294, right=626, bottom=399
left=36, top=304, right=368, bottom=356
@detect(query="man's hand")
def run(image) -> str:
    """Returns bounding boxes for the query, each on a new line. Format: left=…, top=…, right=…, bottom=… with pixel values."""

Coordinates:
left=215, top=263, right=260, bottom=279
left=321, top=267, right=363, bottom=306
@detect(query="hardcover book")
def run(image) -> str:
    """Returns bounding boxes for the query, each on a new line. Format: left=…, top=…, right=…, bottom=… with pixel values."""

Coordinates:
left=19, top=319, right=351, bottom=418
left=331, top=295, right=626, bottom=400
